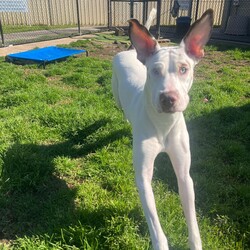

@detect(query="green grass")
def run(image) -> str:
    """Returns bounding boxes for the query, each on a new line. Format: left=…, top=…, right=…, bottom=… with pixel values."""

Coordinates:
left=0, top=39, right=249, bottom=249
left=2, top=25, right=76, bottom=34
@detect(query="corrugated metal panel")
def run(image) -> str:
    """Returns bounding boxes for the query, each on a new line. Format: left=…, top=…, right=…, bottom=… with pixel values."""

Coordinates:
left=0, top=0, right=230, bottom=26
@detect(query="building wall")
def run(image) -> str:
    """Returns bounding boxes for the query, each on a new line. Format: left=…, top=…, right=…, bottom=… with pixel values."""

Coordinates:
left=0, top=0, right=226, bottom=27
left=0, top=0, right=108, bottom=26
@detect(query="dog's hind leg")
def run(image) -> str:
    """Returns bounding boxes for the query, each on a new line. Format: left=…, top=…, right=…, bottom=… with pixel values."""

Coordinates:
left=111, top=71, right=122, bottom=109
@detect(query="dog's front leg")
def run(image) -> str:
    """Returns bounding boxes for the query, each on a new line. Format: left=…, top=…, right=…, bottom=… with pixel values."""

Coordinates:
left=166, top=120, right=202, bottom=250
left=133, top=137, right=169, bottom=250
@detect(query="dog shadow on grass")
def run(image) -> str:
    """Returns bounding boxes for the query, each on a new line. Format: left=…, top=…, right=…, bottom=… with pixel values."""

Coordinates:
left=1, top=104, right=249, bottom=249
left=154, top=103, right=250, bottom=249
left=0, top=118, right=131, bottom=243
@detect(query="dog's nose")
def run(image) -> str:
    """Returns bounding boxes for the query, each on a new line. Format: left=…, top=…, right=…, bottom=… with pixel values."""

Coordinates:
left=159, top=91, right=178, bottom=112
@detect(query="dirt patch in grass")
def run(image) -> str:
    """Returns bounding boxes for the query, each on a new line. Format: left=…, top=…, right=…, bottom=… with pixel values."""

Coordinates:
left=69, top=35, right=172, bottom=61
left=89, top=41, right=126, bottom=59
left=68, top=37, right=129, bottom=60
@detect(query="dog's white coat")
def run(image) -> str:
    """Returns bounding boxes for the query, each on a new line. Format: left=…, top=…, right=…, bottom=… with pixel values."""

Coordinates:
left=112, top=9, right=213, bottom=250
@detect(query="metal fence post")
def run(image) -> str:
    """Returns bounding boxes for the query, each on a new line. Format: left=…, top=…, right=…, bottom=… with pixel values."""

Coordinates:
left=156, top=0, right=161, bottom=39
left=108, top=0, right=112, bottom=28
left=0, top=18, right=4, bottom=46
left=130, top=0, right=134, bottom=19
left=188, top=0, right=193, bottom=18
left=195, top=0, right=200, bottom=21
left=47, top=0, right=53, bottom=26
left=76, top=0, right=81, bottom=35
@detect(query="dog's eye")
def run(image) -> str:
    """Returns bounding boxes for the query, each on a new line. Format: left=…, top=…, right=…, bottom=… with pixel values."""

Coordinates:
left=152, top=68, right=160, bottom=76
left=179, top=66, right=188, bottom=75
left=151, top=63, right=164, bottom=77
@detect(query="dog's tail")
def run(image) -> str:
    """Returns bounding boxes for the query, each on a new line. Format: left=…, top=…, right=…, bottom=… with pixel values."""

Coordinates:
left=144, top=8, right=156, bottom=30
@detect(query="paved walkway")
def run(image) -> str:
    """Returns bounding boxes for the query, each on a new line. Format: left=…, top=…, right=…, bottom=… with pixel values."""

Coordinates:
left=1, top=29, right=249, bottom=58
left=0, top=34, right=97, bottom=57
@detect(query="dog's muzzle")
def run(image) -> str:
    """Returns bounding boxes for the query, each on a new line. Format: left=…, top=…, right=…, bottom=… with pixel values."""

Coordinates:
left=159, top=91, right=179, bottom=113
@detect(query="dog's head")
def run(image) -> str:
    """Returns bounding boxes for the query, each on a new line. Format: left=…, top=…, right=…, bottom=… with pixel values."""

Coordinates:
left=129, top=9, right=213, bottom=113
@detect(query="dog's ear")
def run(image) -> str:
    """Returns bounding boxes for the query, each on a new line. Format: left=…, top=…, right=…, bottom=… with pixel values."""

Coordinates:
left=182, top=9, right=213, bottom=60
left=128, top=19, right=160, bottom=64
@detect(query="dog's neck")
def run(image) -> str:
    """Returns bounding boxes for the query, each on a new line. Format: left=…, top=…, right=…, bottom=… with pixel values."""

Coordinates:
left=143, top=80, right=181, bottom=140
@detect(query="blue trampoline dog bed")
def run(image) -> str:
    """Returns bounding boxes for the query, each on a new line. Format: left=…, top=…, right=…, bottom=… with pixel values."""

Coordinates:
left=6, top=46, right=88, bottom=67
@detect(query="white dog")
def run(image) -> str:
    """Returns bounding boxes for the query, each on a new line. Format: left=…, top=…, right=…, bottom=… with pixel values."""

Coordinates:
left=112, top=9, right=214, bottom=250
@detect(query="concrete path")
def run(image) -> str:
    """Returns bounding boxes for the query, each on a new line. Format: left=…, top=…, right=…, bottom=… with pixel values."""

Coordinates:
left=0, top=34, right=97, bottom=57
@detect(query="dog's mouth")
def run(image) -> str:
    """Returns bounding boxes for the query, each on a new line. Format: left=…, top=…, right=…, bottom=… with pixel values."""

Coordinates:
left=158, top=105, right=181, bottom=113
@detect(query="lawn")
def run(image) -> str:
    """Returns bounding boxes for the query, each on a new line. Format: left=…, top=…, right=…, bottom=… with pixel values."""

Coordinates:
left=2, top=25, right=77, bottom=34
left=0, top=36, right=249, bottom=250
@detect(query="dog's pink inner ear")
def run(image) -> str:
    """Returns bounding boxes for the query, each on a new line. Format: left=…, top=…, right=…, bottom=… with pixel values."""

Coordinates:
left=185, top=34, right=205, bottom=59
left=129, top=19, right=157, bottom=62
left=183, top=10, right=213, bottom=59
